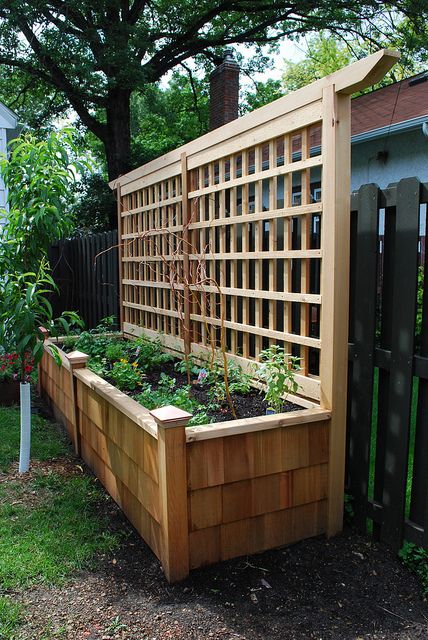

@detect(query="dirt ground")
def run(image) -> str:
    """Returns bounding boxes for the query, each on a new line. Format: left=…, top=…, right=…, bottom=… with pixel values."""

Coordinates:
left=11, top=478, right=428, bottom=640
left=4, top=400, right=427, bottom=640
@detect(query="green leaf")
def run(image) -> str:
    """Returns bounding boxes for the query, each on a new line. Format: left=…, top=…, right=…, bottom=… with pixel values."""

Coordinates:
left=47, top=344, right=62, bottom=367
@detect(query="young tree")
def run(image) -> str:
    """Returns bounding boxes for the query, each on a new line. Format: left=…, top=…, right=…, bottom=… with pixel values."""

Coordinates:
left=0, top=129, right=88, bottom=472
left=0, top=1, right=424, bottom=222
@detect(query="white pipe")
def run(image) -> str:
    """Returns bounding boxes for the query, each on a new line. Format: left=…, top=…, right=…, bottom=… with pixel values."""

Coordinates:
left=19, top=382, right=31, bottom=473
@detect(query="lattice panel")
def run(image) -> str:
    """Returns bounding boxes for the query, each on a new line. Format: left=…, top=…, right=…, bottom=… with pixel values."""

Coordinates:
left=115, top=51, right=397, bottom=409
left=186, top=126, right=323, bottom=381
left=121, top=173, right=185, bottom=339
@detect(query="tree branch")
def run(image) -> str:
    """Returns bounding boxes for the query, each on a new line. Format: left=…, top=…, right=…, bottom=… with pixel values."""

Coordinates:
left=17, top=17, right=107, bottom=140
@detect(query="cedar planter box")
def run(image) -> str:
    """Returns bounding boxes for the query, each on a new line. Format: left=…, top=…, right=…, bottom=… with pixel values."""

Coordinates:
left=39, top=339, right=331, bottom=583
left=0, top=381, right=20, bottom=406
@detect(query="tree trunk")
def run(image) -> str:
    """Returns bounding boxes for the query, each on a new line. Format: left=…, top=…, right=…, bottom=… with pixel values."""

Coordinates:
left=104, top=87, right=132, bottom=228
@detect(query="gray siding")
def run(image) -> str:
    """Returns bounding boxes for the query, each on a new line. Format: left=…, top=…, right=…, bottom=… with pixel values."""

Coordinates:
left=351, top=127, right=428, bottom=191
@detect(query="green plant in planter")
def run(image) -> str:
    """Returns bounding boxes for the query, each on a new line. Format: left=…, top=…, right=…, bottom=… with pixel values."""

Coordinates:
left=129, top=336, right=173, bottom=371
left=257, top=346, right=301, bottom=413
left=135, top=375, right=210, bottom=426
left=105, top=341, right=127, bottom=362
left=110, top=360, right=142, bottom=391
left=174, top=356, right=200, bottom=377
left=202, top=358, right=252, bottom=395
left=87, top=358, right=109, bottom=379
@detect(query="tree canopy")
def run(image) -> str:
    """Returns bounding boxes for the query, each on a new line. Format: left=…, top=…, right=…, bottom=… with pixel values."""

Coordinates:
left=282, top=25, right=427, bottom=93
left=0, top=1, right=425, bottom=228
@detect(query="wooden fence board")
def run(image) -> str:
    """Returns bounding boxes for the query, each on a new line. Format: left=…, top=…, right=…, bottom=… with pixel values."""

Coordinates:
left=378, top=178, right=420, bottom=550
left=49, top=231, right=120, bottom=329
left=347, top=178, right=428, bottom=552
left=347, top=184, right=379, bottom=527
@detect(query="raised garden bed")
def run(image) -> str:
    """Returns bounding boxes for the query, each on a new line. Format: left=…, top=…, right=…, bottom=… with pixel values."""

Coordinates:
left=57, top=331, right=303, bottom=424
left=39, top=333, right=331, bottom=583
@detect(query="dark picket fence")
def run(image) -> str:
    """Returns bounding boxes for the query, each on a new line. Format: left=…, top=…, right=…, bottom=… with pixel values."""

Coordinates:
left=48, top=230, right=119, bottom=330
left=347, top=177, right=428, bottom=552
left=49, top=178, right=428, bottom=554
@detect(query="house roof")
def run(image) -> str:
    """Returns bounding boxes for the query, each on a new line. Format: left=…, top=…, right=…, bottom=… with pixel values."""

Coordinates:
left=0, top=101, right=18, bottom=129
left=351, top=71, right=428, bottom=136
left=290, top=71, right=428, bottom=153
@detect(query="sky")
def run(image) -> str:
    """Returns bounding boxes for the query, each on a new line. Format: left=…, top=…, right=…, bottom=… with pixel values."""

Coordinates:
left=239, top=39, right=306, bottom=84
left=160, top=37, right=306, bottom=88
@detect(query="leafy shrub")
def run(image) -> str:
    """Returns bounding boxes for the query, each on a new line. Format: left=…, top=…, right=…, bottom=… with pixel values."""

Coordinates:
left=109, top=360, right=142, bottom=391
left=128, top=336, right=173, bottom=371
left=87, top=358, right=109, bottom=379
left=399, top=542, right=428, bottom=595
left=257, top=346, right=300, bottom=413
left=0, top=352, right=34, bottom=383
left=74, top=333, right=122, bottom=361
left=105, top=341, right=127, bottom=362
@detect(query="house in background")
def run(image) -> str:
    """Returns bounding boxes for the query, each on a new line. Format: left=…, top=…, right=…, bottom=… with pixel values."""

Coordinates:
left=351, top=71, right=428, bottom=191
left=0, top=101, right=20, bottom=223
left=209, top=54, right=428, bottom=197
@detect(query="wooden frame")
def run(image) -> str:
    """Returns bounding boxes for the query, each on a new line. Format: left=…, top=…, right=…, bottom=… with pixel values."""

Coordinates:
left=39, top=341, right=331, bottom=582
left=111, top=50, right=398, bottom=536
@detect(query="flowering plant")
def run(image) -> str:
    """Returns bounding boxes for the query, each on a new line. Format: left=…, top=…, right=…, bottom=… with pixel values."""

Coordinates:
left=109, top=359, right=142, bottom=391
left=0, top=352, right=34, bottom=383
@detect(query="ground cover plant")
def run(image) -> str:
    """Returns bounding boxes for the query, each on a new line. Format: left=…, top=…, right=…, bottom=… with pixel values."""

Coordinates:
left=0, top=406, right=121, bottom=639
left=60, top=325, right=303, bottom=424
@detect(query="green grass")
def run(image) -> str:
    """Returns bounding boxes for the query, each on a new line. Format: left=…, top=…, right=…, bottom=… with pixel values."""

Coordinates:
left=0, top=473, right=120, bottom=589
left=0, top=407, right=69, bottom=472
left=0, top=597, right=21, bottom=640
left=0, top=406, right=123, bottom=640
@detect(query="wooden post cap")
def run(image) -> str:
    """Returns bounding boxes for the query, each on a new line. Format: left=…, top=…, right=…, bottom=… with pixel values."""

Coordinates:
left=67, top=351, right=89, bottom=368
left=150, top=405, right=192, bottom=428
left=39, top=327, right=50, bottom=341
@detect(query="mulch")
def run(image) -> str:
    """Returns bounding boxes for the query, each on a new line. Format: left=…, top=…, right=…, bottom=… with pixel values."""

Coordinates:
left=8, top=461, right=428, bottom=640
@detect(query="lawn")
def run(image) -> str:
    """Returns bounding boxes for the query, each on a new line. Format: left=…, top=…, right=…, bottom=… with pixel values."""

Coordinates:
left=0, top=407, right=68, bottom=472
left=0, top=406, right=121, bottom=639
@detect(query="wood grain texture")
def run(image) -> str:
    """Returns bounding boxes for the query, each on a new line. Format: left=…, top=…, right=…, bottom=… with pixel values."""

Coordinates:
left=189, top=500, right=327, bottom=569
left=157, top=421, right=190, bottom=583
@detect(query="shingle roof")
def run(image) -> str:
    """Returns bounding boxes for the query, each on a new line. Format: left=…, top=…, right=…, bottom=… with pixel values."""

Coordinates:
left=351, top=72, right=428, bottom=136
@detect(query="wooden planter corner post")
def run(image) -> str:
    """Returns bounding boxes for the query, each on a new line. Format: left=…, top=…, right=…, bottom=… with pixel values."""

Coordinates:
left=150, top=405, right=192, bottom=583
left=37, top=326, right=50, bottom=396
left=67, top=350, right=89, bottom=455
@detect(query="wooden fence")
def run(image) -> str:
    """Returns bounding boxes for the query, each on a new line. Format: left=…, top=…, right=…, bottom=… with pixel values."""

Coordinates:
left=347, top=178, right=428, bottom=551
left=48, top=231, right=119, bottom=329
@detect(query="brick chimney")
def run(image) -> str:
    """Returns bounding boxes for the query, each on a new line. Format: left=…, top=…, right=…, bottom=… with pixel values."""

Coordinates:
left=209, top=49, right=239, bottom=131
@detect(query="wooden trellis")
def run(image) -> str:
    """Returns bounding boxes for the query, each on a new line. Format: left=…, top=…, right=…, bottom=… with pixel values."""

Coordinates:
left=111, top=50, right=398, bottom=536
